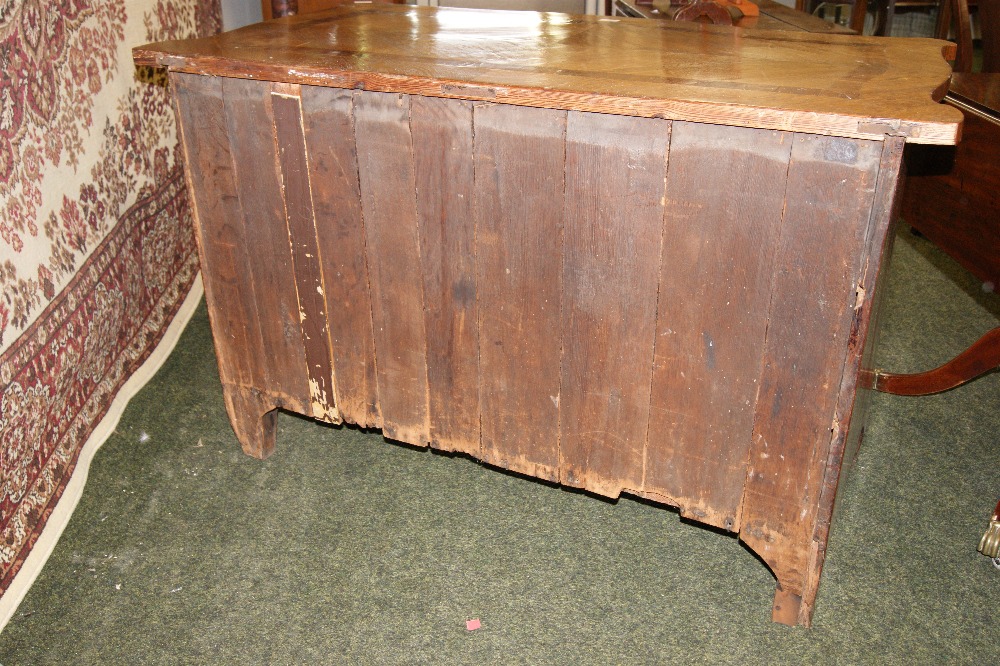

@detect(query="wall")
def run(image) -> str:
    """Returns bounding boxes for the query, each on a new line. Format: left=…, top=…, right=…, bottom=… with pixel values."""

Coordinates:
left=222, top=0, right=263, bottom=29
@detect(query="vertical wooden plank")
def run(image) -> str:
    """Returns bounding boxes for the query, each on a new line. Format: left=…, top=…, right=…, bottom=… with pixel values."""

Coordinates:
left=410, top=96, right=481, bottom=456
left=353, top=91, right=430, bottom=447
left=222, top=76, right=311, bottom=415
left=474, top=103, right=566, bottom=482
left=300, top=86, right=380, bottom=428
left=644, top=122, right=793, bottom=531
left=837, top=139, right=908, bottom=475
left=558, top=111, right=669, bottom=499
left=172, top=72, right=277, bottom=458
left=799, top=135, right=907, bottom=625
left=271, top=86, right=340, bottom=424
left=738, top=133, right=883, bottom=625
left=172, top=73, right=265, bottom=391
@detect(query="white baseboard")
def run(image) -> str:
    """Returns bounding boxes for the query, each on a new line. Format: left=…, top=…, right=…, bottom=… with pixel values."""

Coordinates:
left=0, top=275, right=205, bottom=632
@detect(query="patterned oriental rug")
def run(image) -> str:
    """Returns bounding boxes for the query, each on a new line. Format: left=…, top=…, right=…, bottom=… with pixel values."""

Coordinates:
left=0, top=0, right=222, bottom=620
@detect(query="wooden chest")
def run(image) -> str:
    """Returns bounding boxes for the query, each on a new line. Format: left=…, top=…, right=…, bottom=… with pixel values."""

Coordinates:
left=134, top=5, right=960, bottom=625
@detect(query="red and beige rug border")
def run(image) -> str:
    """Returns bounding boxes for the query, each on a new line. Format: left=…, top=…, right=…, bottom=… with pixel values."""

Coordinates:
left=0, top=274, right=203, bottom=631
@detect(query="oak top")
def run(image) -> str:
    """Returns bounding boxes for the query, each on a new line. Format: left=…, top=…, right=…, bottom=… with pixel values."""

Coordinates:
left=134, top=5, right=961, bottom=144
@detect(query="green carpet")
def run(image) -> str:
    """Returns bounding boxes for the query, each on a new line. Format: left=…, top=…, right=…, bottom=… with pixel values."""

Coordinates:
left=1, top=228, right=997, bottom=664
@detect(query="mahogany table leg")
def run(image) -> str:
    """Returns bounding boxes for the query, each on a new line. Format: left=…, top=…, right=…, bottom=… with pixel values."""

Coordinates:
left=861, top=327, right=1000, bottom=396
left=222, top=385, right=279, bottom=459
left=979, top=499, right=1000, bottom=560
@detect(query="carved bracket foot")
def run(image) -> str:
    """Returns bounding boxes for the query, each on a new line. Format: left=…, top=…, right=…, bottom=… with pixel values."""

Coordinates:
left=222, top=384, right=279, bottom=459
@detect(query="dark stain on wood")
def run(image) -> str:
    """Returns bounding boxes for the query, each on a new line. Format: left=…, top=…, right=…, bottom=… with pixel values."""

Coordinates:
left=300, top=85, right=381, bottom=428
left=411, top=95, right=481, bottom=455
left=271, top=87, right=340, bottom=424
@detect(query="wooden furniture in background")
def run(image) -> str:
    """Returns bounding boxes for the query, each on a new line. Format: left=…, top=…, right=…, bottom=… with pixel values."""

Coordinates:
left=975, top=0, right=998, bottom=71
left=657, top=0, right=759, bottom=24
left=862, top=326, right=1000, bottom=394
left=980, top=499, right=1000, bottom=560
left=898, top=7, right=1000, bottom=558
left=264, top=0, right=404, bottom=20
left=614, top=0, right=855, bottom=30
left=902, top=0, right=999, bottom=287
left=902, top=75, right=1000, bottom=290
left=135, top=5, right=959, bottom=626
left=267, top=0, right=295, bottom=17
left=937, top=0, right=998, bottom=73
left=429, top=0, right=591, bottom=12
left=798, top=0, right=869, bottom=32
left=891, top=73, right=1000, bottom=414
left=800, top=0, right=953, bottom=37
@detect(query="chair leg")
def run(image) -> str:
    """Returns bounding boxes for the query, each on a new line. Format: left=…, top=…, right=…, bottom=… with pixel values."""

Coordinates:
left=271, top=0, right=299, bottom=18
left=850, top=0, right=868, bottom=33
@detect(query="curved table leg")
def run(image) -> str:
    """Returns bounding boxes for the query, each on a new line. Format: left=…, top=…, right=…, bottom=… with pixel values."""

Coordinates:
left=861, top=326, right=1000, bottom=396
left=979, top=499, right=1000, bottom=560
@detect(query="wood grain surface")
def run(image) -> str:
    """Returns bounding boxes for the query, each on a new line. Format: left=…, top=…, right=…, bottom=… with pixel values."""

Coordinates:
left=271, top=88, right=340, bottom=424
left=300, top=86, right=382, bottom=428
left=173, top=74, right=266, bottom=394
left=474, top=103, right=566, bottom=481
left=134, top=5, right=960, bottom=144
left=173, top=73, right=280, bottom=458
left=163, top=66, right=910, bottom=624
left=559, top=111, right=668, bottom=499
left=740, top=134, right=883, bottom=625
left=411, top=96, right=482, bottom=456
left=644, top=121, right=790, bottom=531
left=795, top=136, right=907, bottom=626
left=221, top=77, right=313, bottom=417
left=353, top=91, right=431, bottom=447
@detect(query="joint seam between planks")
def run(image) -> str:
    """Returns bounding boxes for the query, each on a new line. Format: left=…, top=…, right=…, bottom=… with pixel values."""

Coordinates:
left=295, top=87, right=342, bottom=422
left=349, top=90, right=384, bottom=428
left=640, top=119, right=674, bottom=498
left=556, top=109, right=569, bottom=487
left=273, top=85, right=343, bottom=423
left=405, top=93, right=433, bottom=447
left=473, top=102, right=487, bottom=468
left=471, top=102, right=484, bottom=461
